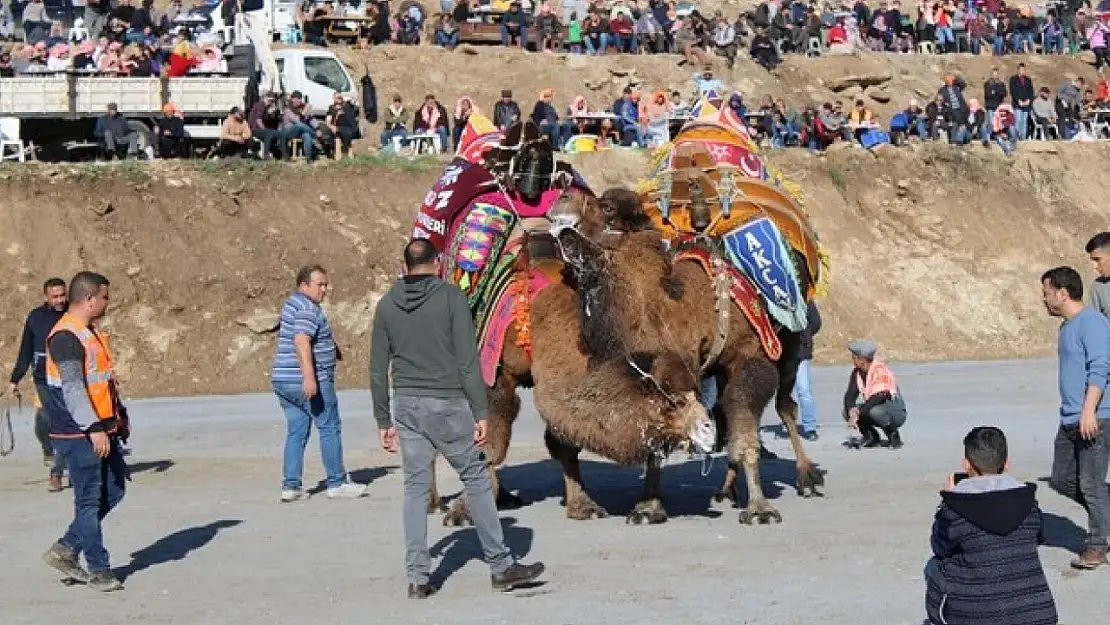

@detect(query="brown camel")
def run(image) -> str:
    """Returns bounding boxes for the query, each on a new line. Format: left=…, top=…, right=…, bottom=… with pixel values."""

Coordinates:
left=551, top=188, right=824, bottom=525
left=440, top=248, right=717, bottom=526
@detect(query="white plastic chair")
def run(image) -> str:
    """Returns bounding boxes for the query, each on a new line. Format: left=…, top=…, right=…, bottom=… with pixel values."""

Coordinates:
left=0, top=117, right=27, bottom=162
left=806, top=37, right=823, bottom=57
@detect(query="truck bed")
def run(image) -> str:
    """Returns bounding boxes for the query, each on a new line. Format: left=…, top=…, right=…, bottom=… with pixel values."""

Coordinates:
left=0, top=75, right=249, bottom=119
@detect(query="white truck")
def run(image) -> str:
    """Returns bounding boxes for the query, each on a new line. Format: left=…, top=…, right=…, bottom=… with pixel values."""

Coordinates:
left=0, top=47, right=359, bottom=160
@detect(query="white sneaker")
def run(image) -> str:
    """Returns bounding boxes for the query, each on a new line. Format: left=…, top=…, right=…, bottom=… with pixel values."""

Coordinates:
left=280, top=488, right=308, bottom=503
left=326, top=482, right=369, bottom=499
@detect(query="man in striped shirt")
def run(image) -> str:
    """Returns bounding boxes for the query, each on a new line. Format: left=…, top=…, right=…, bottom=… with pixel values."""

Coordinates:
left=272, top=264, right=366, bottom=502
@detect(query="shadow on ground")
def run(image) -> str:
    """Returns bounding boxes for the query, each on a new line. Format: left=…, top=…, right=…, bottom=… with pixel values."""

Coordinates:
left=308, top=465, right=397, bottom=495
left=115, top=519, right=243, bottom=581
left=491, top=454, right=819, bottom=519
left=429, top=517, right=538, bottom=590
left=128, top=459, right=175, bottom=474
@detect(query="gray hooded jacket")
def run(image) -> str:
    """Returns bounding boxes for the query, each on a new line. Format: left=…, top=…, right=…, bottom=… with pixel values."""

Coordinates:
left=370, top=275, right=488, bottom=429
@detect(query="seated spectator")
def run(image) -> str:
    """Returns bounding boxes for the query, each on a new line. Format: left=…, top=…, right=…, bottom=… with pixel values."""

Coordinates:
left=613, top=86, right=644, bottom=147
left=847, top=99, right=875, bottom=141
left=380, top=93, right=411, bottom=152
left=216, top=106, right=253, bottom=158
left=989, top=105, right=1017, bottom=155
left=434, top=14, right=460, bottom=49
left=712, top=11, right=737, bottom=68
left=0, top=49, right=12, bottom=77
left=154, top=102, right=188, bottom=158
left=1041, top=14, right=1065, bottom=55
left=950, top=98, right=987, bottom=145
left=493, top=89, right=521, bottom=130
left=21, top=0, right=51, bottom=44
left=73, top=41, right=97, bottom=71
left=531, top=88, right=566, bottom=149
left=500, top=1, right=529, bottom=49
left=843, top=338, right=906, bottom=449
left=326, top=93, right=360, bottom=158
left=414, top=93, right=450, bottom=152
left=1031, top=88, right=1059, bottom=139
left=536, top=3, right=562, bottom=51
left=196, top=46, right=224, bottom=73
left=1088, top=19, right=1110, bottom=72
left=280, top=90, right=317, bottom=160
left=925, top=93, right=948, bottom=141
left=819, top=101, right=851, bottom=142
left=452, top=96, right=477, bottom=149
left=248, top=91, right=282, bottom=159
left=924, top=426, right=1057, bottom=625
left=0, top=4, right=14, bottom=42
left=675, top=17, right=711, bottom=66
left=609, top=9, right=635, bottom=53
left=635, top=10, right=663, bottom=54
left=94, top=102, right=137, bottom=160
left=890, top=98, right=928, bottom=143
left=45, top=43, right=70, bottom=72
left=583, top=12, right=609, bottom=55
left=749, top=25, right=778, bottom=71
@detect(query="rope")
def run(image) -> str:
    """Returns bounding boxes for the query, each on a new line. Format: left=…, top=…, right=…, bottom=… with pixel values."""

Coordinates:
left=0, top=397, right=18, bottom=458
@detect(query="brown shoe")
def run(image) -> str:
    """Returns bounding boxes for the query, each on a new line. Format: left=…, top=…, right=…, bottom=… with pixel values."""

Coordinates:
left=47, top=475, right=64, bottom=492
left=1070, top=549, right=1108, bottom=570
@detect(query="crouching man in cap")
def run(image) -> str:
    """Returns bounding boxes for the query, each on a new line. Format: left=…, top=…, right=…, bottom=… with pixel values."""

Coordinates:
left=843, top=339, right=907, bottom=449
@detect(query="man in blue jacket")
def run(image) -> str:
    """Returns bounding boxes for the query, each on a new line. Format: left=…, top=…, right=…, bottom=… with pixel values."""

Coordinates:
left=1041, top=265, right=1110, bottom=570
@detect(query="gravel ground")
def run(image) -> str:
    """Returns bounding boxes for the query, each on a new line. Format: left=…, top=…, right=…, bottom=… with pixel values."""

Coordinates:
left=1, top=358, right=1104, bottom=625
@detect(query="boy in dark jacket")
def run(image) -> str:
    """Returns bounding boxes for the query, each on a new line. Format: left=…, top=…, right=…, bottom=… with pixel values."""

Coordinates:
left=925, top=426, right=1057, bottom=625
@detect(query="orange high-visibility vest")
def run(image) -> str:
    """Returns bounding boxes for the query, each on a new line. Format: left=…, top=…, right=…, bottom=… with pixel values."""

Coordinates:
left=45, top=314, right=118, bottom=432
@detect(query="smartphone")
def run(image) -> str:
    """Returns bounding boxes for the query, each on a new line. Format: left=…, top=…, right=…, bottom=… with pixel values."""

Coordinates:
left=952, top=472, right=970, bottom=485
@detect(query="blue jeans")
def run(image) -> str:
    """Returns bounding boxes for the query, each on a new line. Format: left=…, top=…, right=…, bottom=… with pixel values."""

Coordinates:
left=55, top=436, right=127, bottom=572
left=273, top=379, right=347, bottom=490
left=436, top=30, right=459, bottom=48
left=380, top=126, right=409, bottom=151
left=1014, top=108, right=1029, bottom=140
left=585, top=33, right=609, bottom=55
left=500, top=24, right=528, bottom=48
left=280, top=123, right=315, bottom=159
left=793, top=359, right=817, bottom=433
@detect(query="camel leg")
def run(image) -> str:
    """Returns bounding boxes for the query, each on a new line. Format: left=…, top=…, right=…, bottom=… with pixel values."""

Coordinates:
left=427, top=456, right=448, bottom=513
left=444, top=372, right=522, bottom=527
left=627, top=456, right=668, bottom=525
left=774, top=353, right=825, bottom=498
left=724, top=357, right=783, bottom=525
left=544, top=428, right=608, bottom=520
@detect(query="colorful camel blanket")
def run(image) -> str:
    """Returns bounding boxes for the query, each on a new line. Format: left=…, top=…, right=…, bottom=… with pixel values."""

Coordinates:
left=720, top=216, right=808, bottom=333
left=675, top=247, right=783, bottom=361
left=478, top=267, right=553, bottom=386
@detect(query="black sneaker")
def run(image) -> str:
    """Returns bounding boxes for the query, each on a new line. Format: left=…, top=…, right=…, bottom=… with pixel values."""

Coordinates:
left=886, top=427, right=904, bottom=450
left=491, top=561, right=545, bottom=591
left=802, top=430, right=819, bottom=442
left=87, top=571, right=123, bottom=592
left=43, top=541, right=88, bottom=583
left=407, top=583, right=437, bottom=599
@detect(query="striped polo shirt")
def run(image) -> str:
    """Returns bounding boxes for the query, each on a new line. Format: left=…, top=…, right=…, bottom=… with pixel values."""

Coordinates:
left=271, top=292, right=337, bottom=384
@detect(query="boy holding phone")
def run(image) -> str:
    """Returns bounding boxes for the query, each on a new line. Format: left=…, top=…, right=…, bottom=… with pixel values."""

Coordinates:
left=924, top=426, right=1057, bottom=625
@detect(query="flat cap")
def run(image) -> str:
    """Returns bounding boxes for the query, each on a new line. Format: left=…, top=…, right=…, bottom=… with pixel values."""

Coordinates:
left=847, top=339, right=878, bottom=359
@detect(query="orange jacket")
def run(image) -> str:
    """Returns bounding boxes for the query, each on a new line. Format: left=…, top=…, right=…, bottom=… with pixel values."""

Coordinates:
left=45, top=314, right=119, bottom=436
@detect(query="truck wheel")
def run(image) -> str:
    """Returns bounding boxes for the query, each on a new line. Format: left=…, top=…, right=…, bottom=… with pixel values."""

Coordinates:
left=127, top=120, right=153, bottom=159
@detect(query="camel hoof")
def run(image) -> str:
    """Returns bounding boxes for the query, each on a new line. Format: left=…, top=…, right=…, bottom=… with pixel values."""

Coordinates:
left=566, top=499, right=609, bottom=521
left=626, top=500, right=668, bottom=525
left=443, top=499, right=474, bottom=527
left=738, top=506, right=783, bottom=526
left=795, top=465, right=826, bottom=498
left=496, top=489, right=524, bottom=510
left=711, top=488, right=737, bottom=507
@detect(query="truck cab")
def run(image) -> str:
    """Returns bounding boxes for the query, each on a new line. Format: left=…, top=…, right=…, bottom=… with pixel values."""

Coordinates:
left=271, top=48, right=358, bottom=115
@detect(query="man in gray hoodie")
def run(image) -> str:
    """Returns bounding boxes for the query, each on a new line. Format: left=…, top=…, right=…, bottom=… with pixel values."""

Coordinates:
left=370, top=238, right=545, bottom=599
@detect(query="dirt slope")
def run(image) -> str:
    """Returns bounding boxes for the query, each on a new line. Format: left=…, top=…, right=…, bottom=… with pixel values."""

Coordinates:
left=1, top=140, right=1104, bottom=398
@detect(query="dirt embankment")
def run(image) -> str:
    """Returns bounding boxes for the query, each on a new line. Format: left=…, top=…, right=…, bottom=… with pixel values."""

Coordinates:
left=1, top=139, right=1105, bottom=398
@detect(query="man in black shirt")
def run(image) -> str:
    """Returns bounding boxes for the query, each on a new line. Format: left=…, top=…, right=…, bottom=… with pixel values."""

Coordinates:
left=4, top=277, right=67, bottom=490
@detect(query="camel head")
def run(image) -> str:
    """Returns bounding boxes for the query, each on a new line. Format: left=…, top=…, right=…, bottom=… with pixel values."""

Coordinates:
left=630, top=350, right=717, bottom=455
left=550, top=186, right=656, bottom=271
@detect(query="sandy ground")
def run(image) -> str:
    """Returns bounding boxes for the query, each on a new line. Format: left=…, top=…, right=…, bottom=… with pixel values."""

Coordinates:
left=2, top=358, right=1106, bottom=625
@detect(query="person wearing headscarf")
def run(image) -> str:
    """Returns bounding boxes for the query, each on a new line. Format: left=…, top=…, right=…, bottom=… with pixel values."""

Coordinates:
left=843, top=339, right=907, bottom=449
left=45, top=43, right=71, bottom=72
left=73, top=40, right=97, bottom=71
left=531, top=87, right=565, bottom=150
